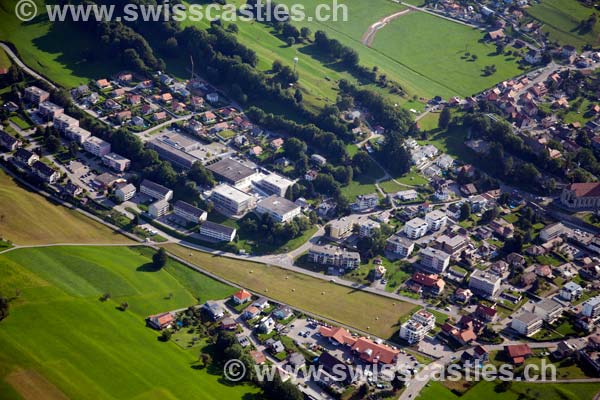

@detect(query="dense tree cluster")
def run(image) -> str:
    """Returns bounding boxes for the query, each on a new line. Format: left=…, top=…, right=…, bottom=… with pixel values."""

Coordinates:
left=239, top=213, right=312, bottom=246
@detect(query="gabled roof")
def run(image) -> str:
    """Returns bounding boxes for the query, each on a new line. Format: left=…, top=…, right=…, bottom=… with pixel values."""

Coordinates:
left=319, top=326, right=355, bottom=346
left=233, top=289, right=251, bottom=301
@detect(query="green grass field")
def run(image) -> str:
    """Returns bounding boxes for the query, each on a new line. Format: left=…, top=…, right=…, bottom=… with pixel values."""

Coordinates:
left=372, top=12, right=524, bottom=97
left=0, top=245, right=250, bottom=400
left=0, top=47, right=11, bottom=70
left=163, top=243, right=417, bottom=339
left=418, top=380, right=599, bottom=400
left=527, top=0, right=600, bottom=50
left=0, top=0, right=124, bottom=87
left=0, top=170, right=132, bottom=245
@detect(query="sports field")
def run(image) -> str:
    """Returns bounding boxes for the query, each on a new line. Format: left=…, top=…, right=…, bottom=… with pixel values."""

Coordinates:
left=0, top=170, right=131, bottom=245
left=0, top=0, right=124, bottom=87
left=527, top=0, right=600, bottom=50
left=0, top=245, right=248, bottom=399
left=418, top=380, right=599, bottom=400
left=162, top=243, right=417, bottom=339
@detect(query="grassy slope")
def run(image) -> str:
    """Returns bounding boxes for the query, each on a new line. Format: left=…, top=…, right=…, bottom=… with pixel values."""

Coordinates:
left=181, top=0, right=428, bottom=110
left=0, top=47, right=11, bottom=70
left=0, top=246, right=247, bottom=400
left=0, top=170, right=132, bottom=245
left=418, top=380, right=599, bottom=400
left=162, top=243, right=417, bottom=339
left=527, top=0, right=600, bottom=50
left=0, top=0, right=124, bottom=87
left=372, top=11, right=524, bottom=97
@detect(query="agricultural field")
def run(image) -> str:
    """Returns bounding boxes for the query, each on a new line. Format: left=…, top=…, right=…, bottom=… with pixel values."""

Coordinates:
left=0, top=170, right=132, bottom=245
left=371, top=11, right=525, bottom=97
left=418, top=380, right=600, bottom=400
left=526, top=0, right=600, bottom=50
left=162, top=243, right=417, bottom=339
left=0, top=245, right=250, bottom=400
left=0, top=0, right=124, bottom=87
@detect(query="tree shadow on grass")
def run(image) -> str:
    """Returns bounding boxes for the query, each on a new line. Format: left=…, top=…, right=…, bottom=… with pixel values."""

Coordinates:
left=137, top=262, right=160, bottom=272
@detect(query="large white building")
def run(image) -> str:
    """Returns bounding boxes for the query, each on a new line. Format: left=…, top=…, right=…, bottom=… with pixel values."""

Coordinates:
left=308, top=244, right=360, bottom=270
left=583, top=296, right=600, bottom=319
left=64, top=126, right=91, bottom=144
left=425, top=209, right=447, bottom=232
left=210, top=184, right=256, bottom=216
left=404, top=217, right=428, bottom=239
left=386, top=234, right=415, bottom=258
left=256, top=173, right=294, bottom=197
left=140, top=179, right=173, bottom=202
left=149, top=199, right=169, bottom=218
left=399, top=310, right=436, bottom=344
left=25, top=86, right=50, bottom=104
left=420, top=247, right=450, bottom=273
left=53, top=113, right=79, bottom=132
left=115, top=183, right=136, bottom=202
left=199, top=221, right=236, bottom=242
left=174, top=200, right=207, bottom=224
left=83, top=136, right=111, bottom=157
left=38, top=101, right=64, bottom=119
left=255, top=195, right=301, bottom=223
left=468, top=269, right=502, bottom=298
left=511, top=311, right=543, bottom=337
left=102, top=152, right=130, bottom=172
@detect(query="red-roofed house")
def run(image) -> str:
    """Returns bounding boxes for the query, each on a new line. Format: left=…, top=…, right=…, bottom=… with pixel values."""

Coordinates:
left=232, top=289, right=252, bottom=305
left=505, top=344, right=532, bottom=364
left=409, top=272, right=445, bottom=295
left=146, top=312, right=174, bottom=330
left=475, top=304, right=498, bottom=323
left=319, top=326, right=356, bottom=346
left=350, top=337, right=399, bottom=364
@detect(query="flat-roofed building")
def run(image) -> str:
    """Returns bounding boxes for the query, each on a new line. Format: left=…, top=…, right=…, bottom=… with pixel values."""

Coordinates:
left=420, top=247, right=451, bottom=273
left=532, top=298, right=564, bottom=324
left=327, top=218, right=352, bottom=239
left=468, top=269, right=502, bottom=298
left=83, top=136, right=111, bottom=157
left=147, top=138, right=199, bottom=169
left=140, top=179, right=173, bottom=202
left=425, top=209, right=447, bottom=232
left=359, top=220, right=381, bottom=238
left=399, top=310, right=436, bottom=344
left=64, top=126, right=91, bottom=144
left=583, top=296, right=600, bottom=319
left=149, top=199, right=169, bottom=218
left=433, top=234, right=468, bottom=256
left=511, top=311, right=543, bottom=336
left=199, top=220, right=236, bottom=242
left=102, top=152, right=130, bottom=172
left=256, top=173, right=294, bottom=197
left=38, top=101, right=63, bottom=119
left=210, top=183, right=255, bottom=216
left=53, top=113, right=79, bottom=132
left=207, top=158, right=257, bottom=188
left=115, top=183, right=136, bottom=202
left=404, top=217, right=428, bottom=239
left=255, top=195, right=301, bottom=223
left=308, top=244, right=360, bottom=270
left=386, top=234, right=415, bottom=258
left=174, top=200, right=207, bottom=224
left=539, top=222, right=567, bottom=242
left=25, top=86, right=50, bottom=105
